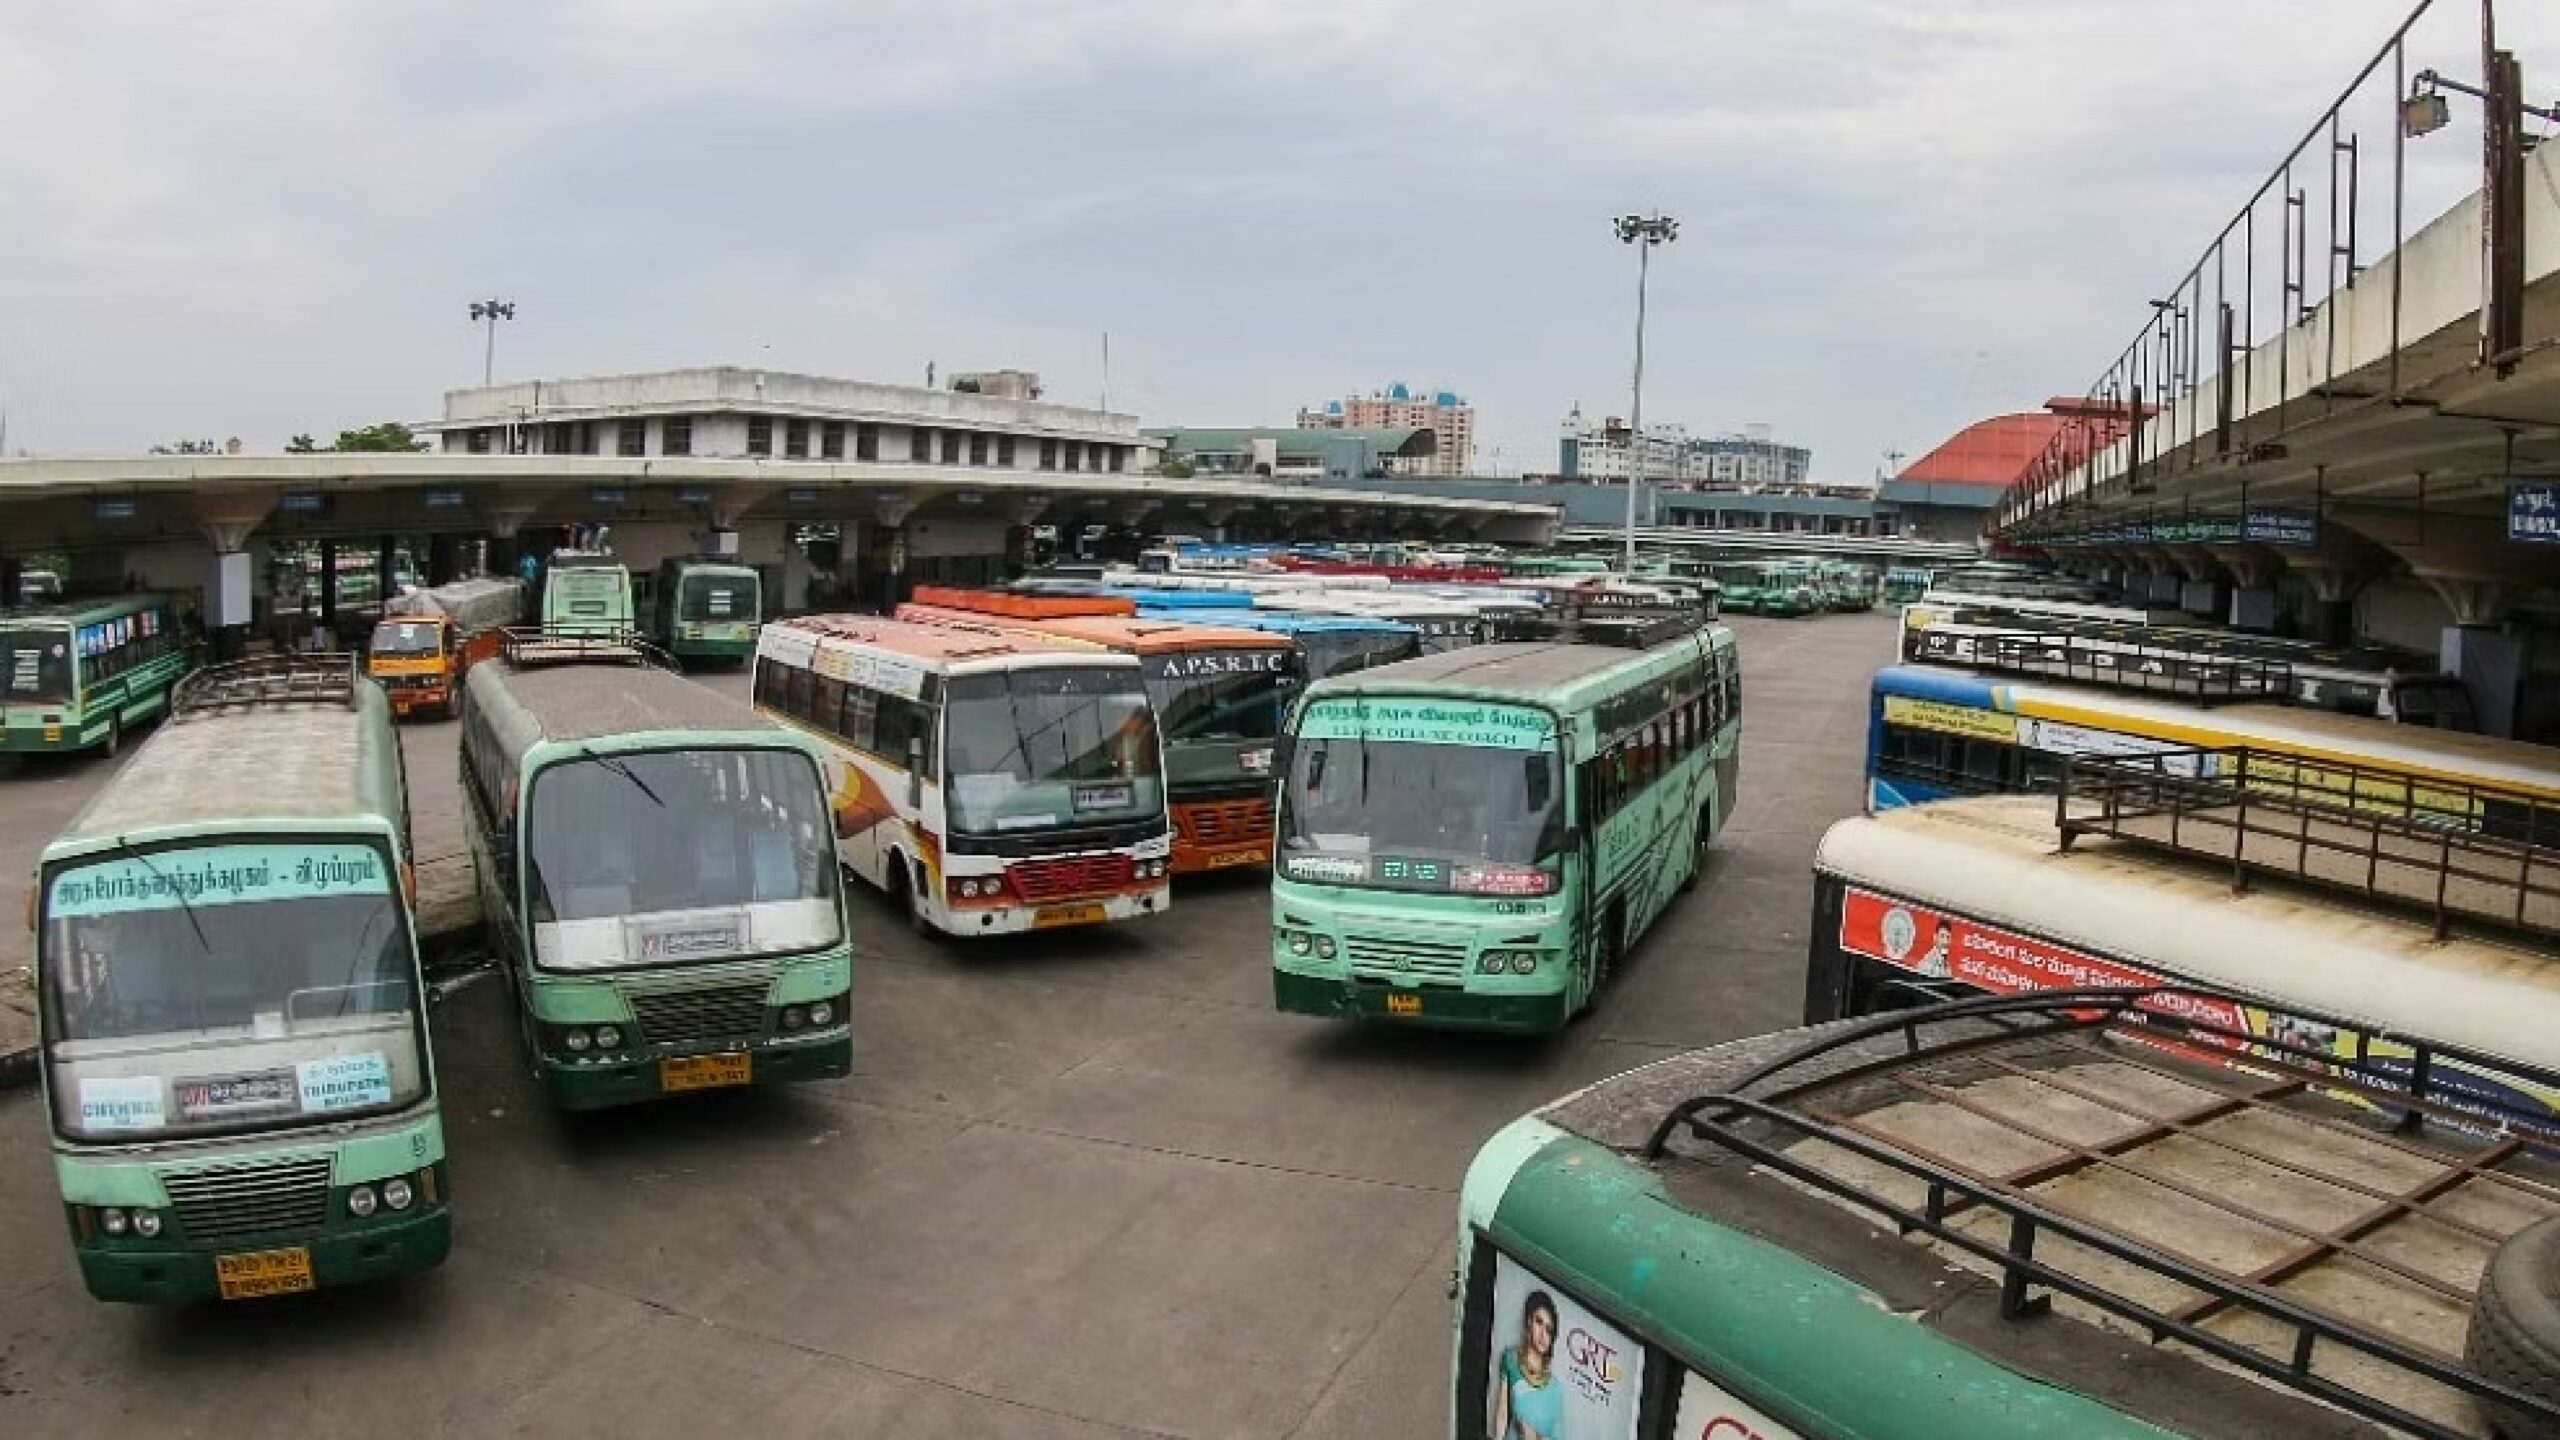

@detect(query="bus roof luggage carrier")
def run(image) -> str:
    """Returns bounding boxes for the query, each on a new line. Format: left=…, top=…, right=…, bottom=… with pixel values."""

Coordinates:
left=1911, top=623, right=2294, bottom=704
left=2057, top=746, right=2560, bottom=943
left=1628, top=987, right=2560, bottom=1440
left=173, top=652, right=360, bottom=716
left=496, top=627, right=676, bottom=672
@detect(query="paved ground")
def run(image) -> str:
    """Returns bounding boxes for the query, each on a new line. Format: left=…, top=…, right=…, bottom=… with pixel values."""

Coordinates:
left=0, top=612, right=1889, bottom=1439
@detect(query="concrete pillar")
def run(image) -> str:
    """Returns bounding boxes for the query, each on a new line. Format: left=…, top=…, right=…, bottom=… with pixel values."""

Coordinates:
left=206, top=550, right=252, bottom=660
left=2229, top=587, right=2279, bottom=632
left=2443, top=625, right=2528, bottom=739
left=2144, top=570, right=2181, bottom=604
left=319, top=540, right=340, bottom=632
left=704, top=527, right=740, bottom=558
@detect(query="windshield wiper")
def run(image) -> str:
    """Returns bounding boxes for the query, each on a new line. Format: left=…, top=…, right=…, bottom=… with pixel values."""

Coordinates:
left=585, top=750, right=666, bottom=808
left=124, top=846, right=212, bottom=955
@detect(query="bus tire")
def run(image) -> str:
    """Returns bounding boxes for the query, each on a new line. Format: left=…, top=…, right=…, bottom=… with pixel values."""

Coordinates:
left=2467, top=1215, right=2560, bottom=1439
left=99, top=715, right=121, bottom=758
left=1681, top=806, right=1712, bottom=892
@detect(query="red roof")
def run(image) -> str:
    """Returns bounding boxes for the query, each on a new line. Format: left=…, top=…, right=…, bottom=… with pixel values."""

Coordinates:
left=1896, top=398, right=2140, bottom=489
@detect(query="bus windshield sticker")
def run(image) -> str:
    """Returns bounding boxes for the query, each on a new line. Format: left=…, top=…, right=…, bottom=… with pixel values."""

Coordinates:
left=1298, top=698, right=1552, bottom=751
left=1482, top=1251, right=1646, bottom=1440
left=176, top=1071, right=299, bottom=1122
left=1072, top=782, right=1134, bottom=813
left=633, top=915, right=746, bottom=962
left=77, top=1075, right=167, bottom=1133
left=817, top=649, right=926, bottom=701
left=296, top=1053, right=394, bottom=1114
left=49, top=843, right=390, bottom=918
left=1676, top=1371, right=1806, bottom=1440
left=1283, top=854, right=1368, bottom=884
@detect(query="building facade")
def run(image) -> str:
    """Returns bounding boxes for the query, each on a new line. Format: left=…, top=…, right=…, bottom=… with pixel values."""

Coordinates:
left=418, top=366, right=1157, bottom=479
left=1297, top=382, right=1474, bottom=476
left=1556, top=408, right=1811, bottom=488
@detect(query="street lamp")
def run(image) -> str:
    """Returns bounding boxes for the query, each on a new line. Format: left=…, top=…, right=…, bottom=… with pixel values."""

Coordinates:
left=468, top=299, right=516, bottom=385
left=1615, top=212, right=1677, bottom=570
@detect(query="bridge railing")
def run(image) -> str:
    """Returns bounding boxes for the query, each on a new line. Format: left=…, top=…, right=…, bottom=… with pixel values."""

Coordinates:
left=1994, top=0, right=2543, bottom=536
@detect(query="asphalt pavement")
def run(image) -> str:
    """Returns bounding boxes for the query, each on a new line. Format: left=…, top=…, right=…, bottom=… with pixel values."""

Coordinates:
left=0, top=611, right=1889, bottom=1438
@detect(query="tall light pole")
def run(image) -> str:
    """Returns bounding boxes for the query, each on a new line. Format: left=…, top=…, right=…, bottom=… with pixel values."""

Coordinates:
left=468, top=299, right=516, bottom=385
left=1615, top=213, right=1677, bottom=569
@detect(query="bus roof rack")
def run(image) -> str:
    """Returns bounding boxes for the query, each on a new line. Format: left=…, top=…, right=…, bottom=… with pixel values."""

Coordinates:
left=1911, top=624, right=2290, bottom=704
left=1516, top=604, right=1705, bottom=649
left=173, top=653, right=359, bottom=718
left=498, top=627, right=676, bottom=671
left=1643, top=986, right=2560, bottom=1440
left=2058, top=745, right=2560, bottom=942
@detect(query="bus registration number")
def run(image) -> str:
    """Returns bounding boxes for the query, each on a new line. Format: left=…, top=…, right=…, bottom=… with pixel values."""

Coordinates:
left=1033, top=903, right=1105, bottom=929
left=661, top=1052, right=753, bottom=1092
left=215, top=1246, right=314, bottom=1300
left=1205, top=849, right=1263, bottom=869
left=1385, top=992, right=1422, bottom=1017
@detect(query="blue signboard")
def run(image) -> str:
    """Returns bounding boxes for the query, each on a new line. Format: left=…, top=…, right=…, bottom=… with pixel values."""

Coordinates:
left=2511, top=482, right=2560, bottom=545
left=785, top=488, right=821, bottom=504
left=278, top=492, right=327, bottom=515
left=675, top=487, right=713, bottom=506
left=421, top=488, right=466, bottom=509
left=94, top=498, right=136, bottom=521
left=2242, top=508, right=2319, bottom=547
left=589, top=487, right=626, bottom=505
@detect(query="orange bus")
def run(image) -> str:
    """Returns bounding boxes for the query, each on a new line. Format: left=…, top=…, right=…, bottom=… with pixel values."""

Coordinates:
left=896, top=588, right=1299, bottom=873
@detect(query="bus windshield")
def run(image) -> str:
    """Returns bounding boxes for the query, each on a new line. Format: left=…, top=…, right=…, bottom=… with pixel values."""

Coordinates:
left=1300, top=630, right=1421, bottom=680
left=1142, top=648, right=1293, bottom=789
left=526, top=747, right=841, bottom=970
left=679, top=571, right=758, bottom=624
left=1, top=626, right=74, bottom=704
left=1280, top=699, right=1564, bottom=894
left=40, top=838, right=425, bottom=1144
left=369, top=620, right=442, bottom=656
left=944, top=667, right=1164, bottom=837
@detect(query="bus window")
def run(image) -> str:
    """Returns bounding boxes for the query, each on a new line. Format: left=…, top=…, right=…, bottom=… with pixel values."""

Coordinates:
left=942, top=668, right=1161, bottom=837
left=810, top=675, right=845, bottom=735
left=1, top=628, right=72, bottom=704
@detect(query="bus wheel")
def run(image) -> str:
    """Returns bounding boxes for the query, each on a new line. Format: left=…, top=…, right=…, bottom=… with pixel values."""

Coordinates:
left=99, top=716, right=121, bottom=758
left=1681, top=807, right=1712, bottom=892
left=1587, top=916, right=1622, bottom=1011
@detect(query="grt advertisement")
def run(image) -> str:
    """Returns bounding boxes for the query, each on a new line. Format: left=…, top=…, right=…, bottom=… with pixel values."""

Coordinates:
left=1482, top=1251, right=1645, bottom=1440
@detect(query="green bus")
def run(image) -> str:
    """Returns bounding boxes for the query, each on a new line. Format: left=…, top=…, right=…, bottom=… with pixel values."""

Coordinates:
left=35, top=655, right=449, bottom=1303
left=539, top=552, right=635, bottom=638
left=1, top=595, right=192, bottom=755
left=1815, top=560, right=1876, bottom=612
left=1705, top=562, right=1817, bottom=618
left=1271, top=615, right=1739, bottom=1032
left=1456, top=982, right=2560, bottom=1439
left=459, top=633, right=852, bottom=1109
left=1881, top=565, right=1932, bottom=604
left=648, top=556, right=762, bottom=667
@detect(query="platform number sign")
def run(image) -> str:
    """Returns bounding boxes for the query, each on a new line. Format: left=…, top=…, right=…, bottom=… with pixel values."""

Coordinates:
left=2511, top=482, right=2560, bottom=545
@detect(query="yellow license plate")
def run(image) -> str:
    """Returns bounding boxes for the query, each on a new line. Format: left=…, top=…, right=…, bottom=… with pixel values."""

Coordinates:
left=660, top=1052, right=753, bottom=1092
left=1033, top=902, right=1106, bottom=929
left=215, top=1246, right=314, bottom=1300
left=1385, top=992, right=1423, bottom=1017
left=1205, top=849, right=1264, bottom=869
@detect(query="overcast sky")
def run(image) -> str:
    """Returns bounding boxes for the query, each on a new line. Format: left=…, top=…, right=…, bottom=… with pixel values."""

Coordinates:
left=0, top=1, right=2546, bottom=480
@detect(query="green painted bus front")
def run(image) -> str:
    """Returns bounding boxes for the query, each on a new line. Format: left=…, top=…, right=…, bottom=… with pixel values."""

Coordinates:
left=0, top=595, right=191, bottom=754
left=36, top=676, right=448, bottom=1303
left=650, top=559, right=762, bottom=665
left=1272, top=631, right=1738, bottom=1033
left=463, top=706, right=854, bottom=1110
left=539, top=558, right=634, bottom=638
left=1452, top=1121, right=2179, bottom=1439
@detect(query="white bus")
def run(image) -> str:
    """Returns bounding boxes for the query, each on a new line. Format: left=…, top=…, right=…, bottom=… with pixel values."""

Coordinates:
left=754, top=616, right=1173, bottom=937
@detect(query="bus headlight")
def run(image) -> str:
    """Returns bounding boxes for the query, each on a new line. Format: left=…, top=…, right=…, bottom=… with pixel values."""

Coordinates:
left=98, top=1207, right=129, bottom=1237
left=594, top=1025, right=623, bottom=1050
left=1313, top=936, right=1337, bottom=959
left=382, top=1178, right=415, bottom=1212
left=808, top=1000, right=835, bottom=1027
left=348, top=1185, right=379, bottom=1218
left=782, top=1005, right=809, bottom=1031
left=1511, top=952, right=1542, bottom=974
left=1477, top=952, right=1511, bottom=974
left=130, top=1208, right=163, bottom=1238
left=1288, top=932, right=1313, bottom=957
left=564, top=1028, right=592, bottom=1053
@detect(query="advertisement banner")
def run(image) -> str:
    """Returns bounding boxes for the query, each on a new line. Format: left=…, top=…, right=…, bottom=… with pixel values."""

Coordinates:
left=2510, top=482, right=2560, bottom=545
left=49, top=842, right=390, bottom=918
left=1882, top=696, right=2019, bottom=743
left=1483, top=1251, right=1645, bottom=1440
left=1299, top=697, right=1554, bottom=751
left=1675, top=1371, right=1806, bottom=1440
left=2242, top=509, right=2320, bottom=548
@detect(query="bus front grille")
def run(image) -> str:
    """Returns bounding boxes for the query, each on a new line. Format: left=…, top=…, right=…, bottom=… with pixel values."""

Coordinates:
left=161, top=1155, right=335, bottom=1241
left=1185, top=800, right=1271, bottom=844
left=625, top=983, right=772, bottom=1047
left=1011, top=854, right=1135, bottom=902
left=1345, top=935, right=1471, bottom=982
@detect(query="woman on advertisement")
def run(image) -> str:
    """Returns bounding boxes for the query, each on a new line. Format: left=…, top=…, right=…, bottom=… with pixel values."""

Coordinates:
left=1489, top=1289, right=1565, bottom=1440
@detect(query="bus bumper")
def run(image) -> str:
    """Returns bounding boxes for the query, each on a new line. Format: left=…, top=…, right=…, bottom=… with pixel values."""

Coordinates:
left=541, top=1032, right=852, bottom=1111
left=1272, top=971, right=1571, bottom=1034
left=669, top=638, right=755, bottom=665
left=73, top=1206, right=453, bottom=1304
left=1, top=719, right=98, bottom=752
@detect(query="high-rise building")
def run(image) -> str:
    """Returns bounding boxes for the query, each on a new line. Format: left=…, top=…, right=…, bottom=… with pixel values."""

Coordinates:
left=1298, top=382, right=1473, bottom=476
left=1557, top=408, right=1811, bottom=488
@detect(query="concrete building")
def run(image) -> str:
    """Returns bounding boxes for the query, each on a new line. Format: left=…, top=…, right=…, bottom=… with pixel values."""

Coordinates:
left=1143, top=427, right=1434, bottom=483
left=419, top=366, right=1156, bottom=481
left=1297, top=383, right=1474, bottom=476
left=1322, top=476, right=1899, bottom=539
left=1556, top=408, right=1811, bottom=488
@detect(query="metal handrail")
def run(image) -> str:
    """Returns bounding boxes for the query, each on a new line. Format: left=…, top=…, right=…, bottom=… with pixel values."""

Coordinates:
left=2057, top=745, right=2560, bottom=939
left=1645, top=985, right=2560, bottom=1440
left=496, top=626, right=676, bottom=671
left=1913, top=627, right=2291, bottom=703
left=172, top=652, right=359, bottom=717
